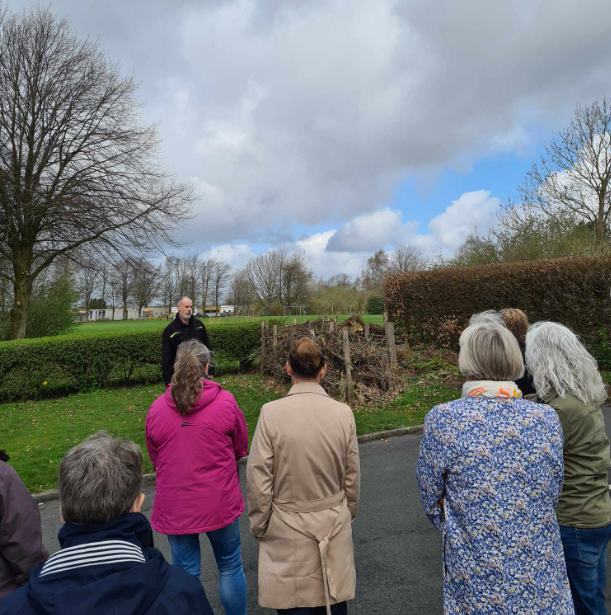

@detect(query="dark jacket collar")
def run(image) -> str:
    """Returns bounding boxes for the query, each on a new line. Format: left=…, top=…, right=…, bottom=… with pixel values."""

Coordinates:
left=57, top=511, right=154, bottom=550
left=26, top=513, right=170, bottom=615
left=174, top=313, right=192, bottom=328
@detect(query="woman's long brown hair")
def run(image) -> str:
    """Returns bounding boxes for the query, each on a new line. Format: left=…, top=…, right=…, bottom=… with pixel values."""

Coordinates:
left=171, top=340, right=211, bottom=415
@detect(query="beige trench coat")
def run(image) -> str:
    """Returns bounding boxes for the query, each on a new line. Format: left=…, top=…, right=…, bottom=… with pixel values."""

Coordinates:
left=247, top=382, right=361, bottom=612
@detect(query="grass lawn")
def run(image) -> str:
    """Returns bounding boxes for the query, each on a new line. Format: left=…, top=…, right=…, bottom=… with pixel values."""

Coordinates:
left=74, top=314, right=384, bottom=334
left=0, top=370, right=459, bottom=493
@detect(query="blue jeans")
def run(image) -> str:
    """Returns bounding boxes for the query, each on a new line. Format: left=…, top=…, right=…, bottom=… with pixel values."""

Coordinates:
left=560, top=523, right=611, bottom=615
left=167, top=519, right=247, bottom=615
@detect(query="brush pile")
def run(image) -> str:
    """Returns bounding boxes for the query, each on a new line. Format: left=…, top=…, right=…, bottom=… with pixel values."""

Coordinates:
left=258, top=317, right=406, bottom=406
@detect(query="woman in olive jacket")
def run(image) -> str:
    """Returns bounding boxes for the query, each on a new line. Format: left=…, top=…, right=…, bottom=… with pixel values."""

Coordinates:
left=527, top=322, right=611, bottom=615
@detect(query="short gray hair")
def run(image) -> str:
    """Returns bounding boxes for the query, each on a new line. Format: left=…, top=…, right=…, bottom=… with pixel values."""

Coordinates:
left=58, top=431, right=143, bottom=524
left=459, top=321, right=524, bottom=381
left=177, top=296, right=192, bottom=307
left=525, top=321, right=607, bottom=406
left=469, top=310, right=503, bottom=327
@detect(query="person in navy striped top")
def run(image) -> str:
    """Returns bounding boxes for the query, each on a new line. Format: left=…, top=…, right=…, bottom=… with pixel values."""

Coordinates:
left=0, top=431, right=213, bottom=615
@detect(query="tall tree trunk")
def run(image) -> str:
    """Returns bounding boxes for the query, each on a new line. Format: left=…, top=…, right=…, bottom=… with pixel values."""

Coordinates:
left=202, top=283, right=209, bottom=315
left=597, top=193, right=606, bottom=242
left=10, top=274, right=33, bottom=340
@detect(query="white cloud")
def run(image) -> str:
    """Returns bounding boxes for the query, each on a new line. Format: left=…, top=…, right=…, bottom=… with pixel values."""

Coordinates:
left=198, top=243, right=256, bottom=270
left=326, top=208, right=415, bottom=253
left=424, top=190, right=500, bottom=253
left=293, top=190, right=501, bottom=274
left=291, top=189, right=500, bottom=275
left=296, top=231, right=368, bottom=279
left=17, top=0, right=611, bottom=248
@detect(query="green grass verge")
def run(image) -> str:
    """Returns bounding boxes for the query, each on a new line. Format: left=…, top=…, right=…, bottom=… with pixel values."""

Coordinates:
left=0, top=372, right=459, bottom=493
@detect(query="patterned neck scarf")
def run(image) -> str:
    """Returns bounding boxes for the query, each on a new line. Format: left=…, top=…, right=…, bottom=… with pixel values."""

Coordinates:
left=462, top=380, right=522, bottom=400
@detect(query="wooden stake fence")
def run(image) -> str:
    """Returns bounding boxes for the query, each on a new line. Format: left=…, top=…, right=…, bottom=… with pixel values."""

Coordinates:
left=343, top=328, right=353, bottom=404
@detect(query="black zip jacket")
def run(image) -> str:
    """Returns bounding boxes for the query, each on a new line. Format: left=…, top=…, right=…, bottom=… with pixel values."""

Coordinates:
left=162, top=314, right=211, bottom=385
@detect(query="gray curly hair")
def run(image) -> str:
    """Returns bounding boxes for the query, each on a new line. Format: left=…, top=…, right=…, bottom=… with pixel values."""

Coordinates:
left=525, top=322, right=607, bottom=406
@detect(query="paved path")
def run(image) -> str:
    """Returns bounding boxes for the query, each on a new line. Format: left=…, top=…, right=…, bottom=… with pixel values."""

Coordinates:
left=38, top=436, right=410, bottom=614
left=37, top=405, right=611, bottom=614
left=404, top=403, right=611, bottom=613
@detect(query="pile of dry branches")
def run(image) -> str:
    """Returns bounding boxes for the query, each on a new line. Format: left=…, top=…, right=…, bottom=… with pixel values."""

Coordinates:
left=258, top=318, right=406, bottom=406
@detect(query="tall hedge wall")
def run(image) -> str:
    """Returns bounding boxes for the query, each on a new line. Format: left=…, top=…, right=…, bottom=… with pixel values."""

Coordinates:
left=0, top=321, right=262, bottom=401
left=385, top=256, right=611, bottom=363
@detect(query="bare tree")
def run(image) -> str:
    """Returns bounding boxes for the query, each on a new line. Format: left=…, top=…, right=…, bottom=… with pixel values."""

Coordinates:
left=176, top=256, right=202, bottom=305
left=107, top=271, right=120, bottom=321
left=99, top=264, right=110, bottom=315
left=227, top=268, right=254, bottom=311
left=132, top=259, right=160, bottom=315
left=245, top=251, right=283, bottom=313
left=200, top=258, right=217, bottom=313
left=513, top=98, right=611, bottom=243
left=159, top=256, right=178, bottom=315
left=77, top=263, right=99, bottom=316
left=211, top=261, right=232, bottom=314
left=327, top=273, right=352, bottom=288
left=114, top=259, right=133, bottom=320
left=280, top=252, right=312, bottom=306
left=0, top=8, right=193, bottom=338
left=359, top=249, right=390, bottom=291
left=388, top=242, right=425, bottom=273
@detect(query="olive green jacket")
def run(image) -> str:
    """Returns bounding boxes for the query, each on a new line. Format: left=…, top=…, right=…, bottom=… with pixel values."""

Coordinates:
left=546, top=392, right=611, bottom=528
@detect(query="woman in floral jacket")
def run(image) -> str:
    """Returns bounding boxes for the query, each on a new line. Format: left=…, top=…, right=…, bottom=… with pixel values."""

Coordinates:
left=417, top=316, right=574, bottom=615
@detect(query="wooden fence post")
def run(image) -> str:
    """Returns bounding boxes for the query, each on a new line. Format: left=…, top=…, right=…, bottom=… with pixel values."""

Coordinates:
left=260, top=321, right=267, bottom=371
left=364, top=322, right=370, bottom=340
left=293, top=317, right=297, bottom=325
left=383, top=311, right=389, bottom=328
left=272, top=325, right=278, bottom=348
left=286, top=325, right=294, bottom=350
left=343, top=328, right=353, bottom=404
left=329, top=321, right=335, bottom=333
left=386, top=320, right=397, bottom=371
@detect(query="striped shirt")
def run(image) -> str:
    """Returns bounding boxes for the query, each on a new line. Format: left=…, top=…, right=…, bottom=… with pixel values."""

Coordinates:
left=40, top=540, right=145, bottom=577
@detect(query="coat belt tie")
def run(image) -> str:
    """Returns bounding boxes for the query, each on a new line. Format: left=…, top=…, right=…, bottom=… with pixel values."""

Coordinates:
left=272, top=491, right=348, bottom=615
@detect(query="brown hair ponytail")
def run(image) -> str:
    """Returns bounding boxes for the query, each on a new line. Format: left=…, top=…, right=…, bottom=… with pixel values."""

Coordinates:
left=288, top=336, right=325, bottom=379
left=171, top=340, right=211, bottom=415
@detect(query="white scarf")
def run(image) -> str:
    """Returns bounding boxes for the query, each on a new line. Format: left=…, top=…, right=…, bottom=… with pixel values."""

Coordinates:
left=462, top=380, right=522, bottom=400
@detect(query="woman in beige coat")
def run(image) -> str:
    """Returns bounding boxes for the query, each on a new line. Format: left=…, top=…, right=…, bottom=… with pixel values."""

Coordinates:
left=247, top=337, right=361, bottom=615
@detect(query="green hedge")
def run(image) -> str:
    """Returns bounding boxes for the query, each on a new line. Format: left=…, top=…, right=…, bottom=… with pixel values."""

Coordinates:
left=0, top=321, right=262, bottom=402
left=384, top=255, right=611, bottom=367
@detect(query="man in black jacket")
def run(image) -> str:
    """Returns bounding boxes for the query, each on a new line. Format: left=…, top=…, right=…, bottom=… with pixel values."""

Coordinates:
left=162, top=297, right=211, bottom=386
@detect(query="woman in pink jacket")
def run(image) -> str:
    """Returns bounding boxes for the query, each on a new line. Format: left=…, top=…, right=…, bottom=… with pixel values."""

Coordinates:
left=146, top=339, right=248, bottom=615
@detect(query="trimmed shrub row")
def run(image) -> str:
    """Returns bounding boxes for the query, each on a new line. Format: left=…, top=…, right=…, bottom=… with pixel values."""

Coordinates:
left=0, top=321, right=262, bottom=401
left=385, top=256, right=611, bottom=367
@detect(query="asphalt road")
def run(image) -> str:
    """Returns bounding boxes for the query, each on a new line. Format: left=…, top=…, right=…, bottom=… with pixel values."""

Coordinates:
left=38, top=435, right=410, bottom=614
left=37, top=405, right=611, bottom=614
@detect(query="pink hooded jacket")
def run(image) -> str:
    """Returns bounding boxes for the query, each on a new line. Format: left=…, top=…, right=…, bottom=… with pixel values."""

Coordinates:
left=145, top=379, right=248, bottom=535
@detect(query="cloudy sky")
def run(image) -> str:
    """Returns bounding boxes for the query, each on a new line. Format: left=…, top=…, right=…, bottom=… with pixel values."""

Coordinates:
left=8, top=0, right=611, bottom=277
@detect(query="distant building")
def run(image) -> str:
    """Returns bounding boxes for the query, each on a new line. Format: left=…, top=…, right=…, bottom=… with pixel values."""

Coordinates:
left=87, top=307, right=140, bottom=321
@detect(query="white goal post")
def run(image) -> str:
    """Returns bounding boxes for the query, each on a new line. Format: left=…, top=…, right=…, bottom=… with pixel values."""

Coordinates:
left=283, top=305, right=303, bottom=316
